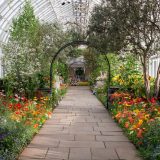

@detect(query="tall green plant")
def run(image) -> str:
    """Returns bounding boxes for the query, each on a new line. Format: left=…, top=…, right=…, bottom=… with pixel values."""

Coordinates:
left=3, top=2, right=41, bottom=96
left=88, top=0, right=160, bottom=99
left=3, top=1, right=72, bottom=97
left=11, top=1, right=41, bottom=46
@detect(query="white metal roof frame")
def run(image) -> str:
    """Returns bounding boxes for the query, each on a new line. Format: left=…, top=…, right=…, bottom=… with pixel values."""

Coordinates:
left=0, top=0, right=101, bottom=44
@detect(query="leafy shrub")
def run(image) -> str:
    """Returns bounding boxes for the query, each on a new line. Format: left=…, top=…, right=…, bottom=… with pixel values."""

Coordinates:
left=140, top=119, right=160, bottom=160
left=0, top=116, right=34, bottom=160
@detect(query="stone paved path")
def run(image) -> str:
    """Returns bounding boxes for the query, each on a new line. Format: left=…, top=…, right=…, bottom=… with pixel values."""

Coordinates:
left=19, top=86, right=142, bottom=160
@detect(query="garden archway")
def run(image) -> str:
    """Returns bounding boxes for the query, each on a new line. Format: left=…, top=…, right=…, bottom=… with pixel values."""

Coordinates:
left=49, top=40, right=111, bottom=108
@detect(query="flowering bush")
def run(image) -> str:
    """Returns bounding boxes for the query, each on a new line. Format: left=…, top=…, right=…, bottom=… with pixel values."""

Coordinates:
left=111, top=55, right=155, bottom=97
left=0, top=93, right=53, bottom=160
left=3, top=2, right=70, bottom=97
left=8, top=96, right=52, bottom=128
left=110, top=91, right=160, bottom=159
left=0, top=80, right=68, bottom=160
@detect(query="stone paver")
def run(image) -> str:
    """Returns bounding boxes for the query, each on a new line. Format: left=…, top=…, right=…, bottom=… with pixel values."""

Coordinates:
left=19, top=147, right=48, bottom=160
left=91, top=148, right=119, bottom=160
left=96, top=135, right=129, bottom=142
left=19, top=86, right=142, bottom=160
left=45, top=148, right=69, bottom=160
left=69, top=148, right=91, bottom=160
left=75, top=135, right=95, bottom=141
left=59, top=140, right=105, bottom=148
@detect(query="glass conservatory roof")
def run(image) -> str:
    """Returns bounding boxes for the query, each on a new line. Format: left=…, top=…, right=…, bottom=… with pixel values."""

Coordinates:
left=0, top=0, right=101, bottom=44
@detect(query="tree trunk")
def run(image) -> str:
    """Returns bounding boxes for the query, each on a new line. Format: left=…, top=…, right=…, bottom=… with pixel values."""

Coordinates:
left=154, top=62, right=160, bottom=98
left=142, top=59, right=151, bottom=100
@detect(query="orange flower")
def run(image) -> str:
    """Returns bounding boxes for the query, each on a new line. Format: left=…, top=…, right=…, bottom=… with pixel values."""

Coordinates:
left=137, top=129, right=143, bottom=138
left=115, top=112, right=122, bottom=120
left=125, top=122, right=130, bottom=128
left=128, top=116, right=134, bottom=124
left=8, top=103, right=13, bottom=109
left=24, top=107, right=29, bottom=111
left=47, top=112, right=52, bottom=118
left=33, top=123, right=39, bottom=128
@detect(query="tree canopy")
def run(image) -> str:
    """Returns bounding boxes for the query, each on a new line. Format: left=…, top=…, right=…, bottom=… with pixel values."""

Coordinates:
left=88, top=0, right=160, bottom=99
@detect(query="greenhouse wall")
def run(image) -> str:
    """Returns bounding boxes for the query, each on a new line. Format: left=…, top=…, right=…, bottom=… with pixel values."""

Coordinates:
left=149, top=55, right=160, bottom=78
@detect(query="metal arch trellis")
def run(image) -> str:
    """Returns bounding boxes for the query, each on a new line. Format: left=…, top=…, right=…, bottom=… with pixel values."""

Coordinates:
left=49, top=40, right=111, bottom=109
left=50, top=40, right=88, bottom=93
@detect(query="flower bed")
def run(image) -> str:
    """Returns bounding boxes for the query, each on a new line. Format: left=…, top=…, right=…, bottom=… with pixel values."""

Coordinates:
left=0, top=95, right=52, bottom=160
left=0, top=86, right=67, bottom=160
left=110, top=92, right=160, bottom=160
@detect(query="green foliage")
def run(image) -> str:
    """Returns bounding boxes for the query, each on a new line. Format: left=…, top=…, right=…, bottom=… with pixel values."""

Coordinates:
left=95, top=87, right=107, bottom=106
left=3, top=2, right=41, bottom=96
left=0, top=115, right=35, bottom=160
left=88, top=3, right=126, bottom=53
left=3, top=2, right=70, bottom=97
left=89, top=0, right=160, bottom=99
left=83, top=48, right=100, bottom=85
left=140, top=120, right=160, bottom=160
left=111, top=54, right=155, bottom=97
left=68, top=48, right=83, bottom=58
left=57, top=61, right=69, bottom=83
left=11, top=1, right=41, bottom=46
left=84, top=48, right=122, bottom=87
left=0, top=2, right=71, bottom=160
left=66, top=27, right=84, bottom=41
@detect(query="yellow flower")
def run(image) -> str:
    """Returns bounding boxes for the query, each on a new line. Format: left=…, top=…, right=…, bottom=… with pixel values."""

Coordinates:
left=133, top=109, right=140, bottom=115
left=112, top=75, right=120, bottom=82
left=33, top=97, right=37, bottom=101
left=154, top=108, right=158, bottom=112
left=131, top=125, right=136, bottom=130
left=138, top=119, right=143, bottom=126
left=44, top=97, right=49, bottom=101
left=10, top=114, right=21, bottom=122
left=144, top=114, right=150, bottom=120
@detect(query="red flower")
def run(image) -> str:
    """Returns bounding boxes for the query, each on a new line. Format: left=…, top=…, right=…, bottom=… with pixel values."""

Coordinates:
left=118, top=101, right=122, bottom=105
left=15, top=103, right=22, bottom=109
left=135, top=98, right=143, bottom=103
left=9, top=103, right=13, bottom=109
left=126, top=100, right=134, bottom=105
left=21, top=97, right=27, bottom=102
left=15, top=111, right=20, bottom=115
left=150, top=97, right=156, bottom=104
